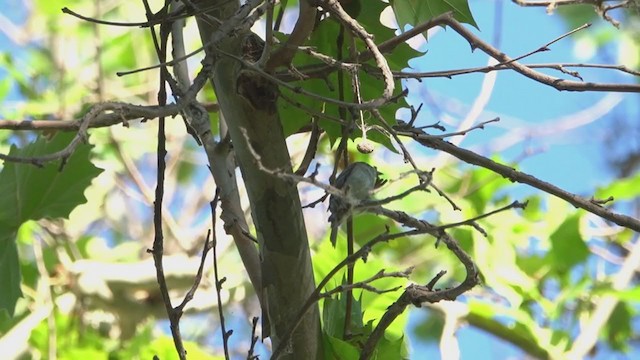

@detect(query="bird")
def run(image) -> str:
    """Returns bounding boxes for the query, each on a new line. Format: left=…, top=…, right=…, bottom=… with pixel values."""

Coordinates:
left=328, top=162, right=385, bottom=246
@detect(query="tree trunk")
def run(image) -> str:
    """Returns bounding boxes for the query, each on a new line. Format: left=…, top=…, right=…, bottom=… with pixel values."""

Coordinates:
left=194, top=1, right=322, bottom=358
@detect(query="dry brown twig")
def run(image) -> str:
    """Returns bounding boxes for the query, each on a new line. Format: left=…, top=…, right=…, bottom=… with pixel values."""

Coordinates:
left=0, top=102, right=130, bottom=167
left=512, top=0, right=630, bottom=27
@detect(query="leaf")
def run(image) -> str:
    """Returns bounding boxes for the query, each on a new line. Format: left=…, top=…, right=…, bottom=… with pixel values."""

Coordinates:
left=461, top=163, right=512, bottom=214
left=411, top=311, right=444, bottom=343
left=467, top=300, right=554, bottom=358
left=595, top=172, right=640, bottom=202
left=0, top=77, right=11, bottom=101
left=371, top=333, right=407, bottom=360
left=390, top=0, right=478, bottom=31
left=323, top=333, right=360, bottom=360
left=556, top=6, right=599, bottom=30
left=604, top=302, right=632, bottom=352
left=323, top=290, right=364, bottom=339
left=313, top=237, right=408, bottom=339
left=610, top=285, right=640, bottom=302
left=0, top=132, right=102, bottom=316
left=0, top=132, right=103, bottom=226
left=279, top=0, right=421, bottom=150
left=547, top=213, right=589, bottom=274
left=0, top=228, right=21, bottom=317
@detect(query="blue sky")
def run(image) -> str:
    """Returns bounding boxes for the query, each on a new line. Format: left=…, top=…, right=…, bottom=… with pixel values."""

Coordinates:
left=402, top=2, right=639, bottom=198
left=402, top=2, right=639, bottom=358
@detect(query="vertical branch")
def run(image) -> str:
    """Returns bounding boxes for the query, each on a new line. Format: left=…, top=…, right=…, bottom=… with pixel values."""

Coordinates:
left=247, top=317, right=260, bottom=360
left=332, top=24, right=350, bottom=183
left=343, top=33, right=363, bottom=340
left=343, top=218, right=354, bottom=339
left=141, top=1, right=187, bottom=358
left=210, top=190, right=232, bottom=360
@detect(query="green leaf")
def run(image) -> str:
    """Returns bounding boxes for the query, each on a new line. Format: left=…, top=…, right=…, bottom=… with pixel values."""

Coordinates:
left=390, top=0, right=478, bottom=31
left=370, top=333, right=406, bottom=360
left=547, top=214, right=588, bottom=274
left=411, top=312, right=444, bottom=343
left=313, top=236, right=408, bottom=339
left=467, top=300, right=554, bottom=358
left=323, top=291, right=364, bottom=339
left=0, top=132, right=103, bottom=226
left=521, top=195, right=543, bottom=222
left=595, top=172, right=640, bottom=201
left=0, top=228, right=21, bottom=317
left=604, top=302, right=632, bottom=352
left=611, top=285, right=640, bottom=302
left=323, top=297, right=345, bottom=338
left=0, top=132, right=102, bottom=315
left=556, top=6, right=599, bottom=30
left=0, top=77, right=11, bottom=101
left=280, top=0, right=421, bottom=149
left=323, top=332, right=360, bottom=360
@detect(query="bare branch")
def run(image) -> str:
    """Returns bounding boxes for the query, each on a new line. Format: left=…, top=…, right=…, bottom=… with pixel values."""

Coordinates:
left=512, top=0, right=629, bottom=27
left=142, top=4, right=186, bottom=356
left=396, top=126, right=640, bottom=232
left=359, top=229, right=478, bottom=359
left=320, top=268, right=413, bottom=298
left=443, top=14, right=640, bottom=92
left=0, top=102, right=128, bottom=166
left=294, top=119, right=321, bottom=176
left=247, top=317, right=260, bottom=360
left=265, top=0, right=317, bottom=70
left=317, top=0, right=395, bottom=106
left=174, top=231, right=212, bottom=313
left=210, top=193, right=232, bottom=360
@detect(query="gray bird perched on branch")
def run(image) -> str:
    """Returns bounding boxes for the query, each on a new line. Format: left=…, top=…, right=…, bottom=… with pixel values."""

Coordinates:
left=328, top=162, right=386, bottom=246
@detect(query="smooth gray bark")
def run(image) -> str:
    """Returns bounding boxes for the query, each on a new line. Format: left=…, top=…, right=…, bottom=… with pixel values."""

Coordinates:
left=194, top=1, right=322, bottom=358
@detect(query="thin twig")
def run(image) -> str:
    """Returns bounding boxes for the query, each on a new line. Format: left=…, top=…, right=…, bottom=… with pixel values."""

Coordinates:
left=320, top=269, right=413, bottom=298
left=216, top=47, right=400, bottom=111
left=370, top=109, right=461, bottom=211
left=0, top=102, right=114, bottom=166
left=442, top=14, right=640, bottom=92
left=142, top=1, right=186, bottom=357
left=247, top=317, right=259, bottom=360
left=294, top=119, right=321, bottom=176
left=499, top=23, right=591, bottom=67
left=319, top=0, right=394, bottom=106
left=174, top=230, right=213, bottom=313
left=271, top=229, right=421, bottom=358
left=210, top=190, right=231, bottom=360
left=400, top=127, right=640, bottom=232
left=62, top=2, right=223, bottom=28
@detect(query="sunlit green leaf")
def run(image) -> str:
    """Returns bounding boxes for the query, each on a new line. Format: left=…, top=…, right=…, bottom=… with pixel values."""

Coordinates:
left=0, top=132, right=102, bottom=316
left=0, top=132, right=103, bottom=225
left=611, top=285, right=640, bottom=302
left=548, top=213, right=588, bottom=274
left=390, top=0, right=478, bottom=32
left=323, top=293, right=363, bottom=339
left=323, top=332, right=360, bottom=360
left=595, top=171, right=640, bottom=201
left=280, top=0, right=421, bottom=149
left=371, top=333, right=407, bottom=360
